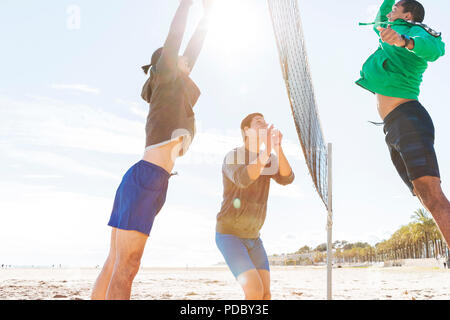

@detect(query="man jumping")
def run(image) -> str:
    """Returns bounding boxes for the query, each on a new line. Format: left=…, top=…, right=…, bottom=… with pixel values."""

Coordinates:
left=91, top=0, right=214, bottom=300
left=356, top=0, right=449, bottom=245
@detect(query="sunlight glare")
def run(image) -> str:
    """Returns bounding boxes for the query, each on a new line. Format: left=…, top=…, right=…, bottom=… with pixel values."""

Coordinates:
left=207, top=0, right=265, bottom=55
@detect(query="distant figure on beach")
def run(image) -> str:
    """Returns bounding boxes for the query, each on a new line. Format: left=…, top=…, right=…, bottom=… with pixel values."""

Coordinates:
left=91, top=0, right=215, bottom=300
left=356, top=0, right=449, bottom=247
left=215, top=113, right=295, bottom=300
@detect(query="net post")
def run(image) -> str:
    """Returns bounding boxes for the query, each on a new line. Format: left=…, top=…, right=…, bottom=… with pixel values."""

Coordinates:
left=326, top=143, right=333, bottom=300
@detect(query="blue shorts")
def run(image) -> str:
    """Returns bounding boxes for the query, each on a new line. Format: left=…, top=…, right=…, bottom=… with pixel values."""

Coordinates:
left=215, top=232, right=270, bottom=279
left=108, top=160, right=170, bottom=236
left=383, top=101, right=440, bottom=195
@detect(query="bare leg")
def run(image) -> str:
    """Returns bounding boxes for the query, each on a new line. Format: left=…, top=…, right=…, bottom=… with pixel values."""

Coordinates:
left=412, top=176, right=450, bottom=246
left=91, top=228, right=117, bottom=300
left=257, top=269, right=271, bottom=300
left=237, top=269, right=264, bottom=300
left=105, top=229, right=148, bottom=300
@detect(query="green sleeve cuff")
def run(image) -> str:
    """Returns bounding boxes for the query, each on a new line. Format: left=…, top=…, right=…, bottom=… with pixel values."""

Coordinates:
left=408, top=34, right=445, bottom=62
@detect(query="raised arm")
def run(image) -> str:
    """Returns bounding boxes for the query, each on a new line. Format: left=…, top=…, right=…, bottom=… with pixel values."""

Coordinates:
left=377, top=25, right=445, bottom=62
left=156, top=0, right=194, bottom=82
left=374, top=0, right=395, bottom=34
left=270, top=129, right=295, bottom=186
left=183, top=0, right=215, bottom=71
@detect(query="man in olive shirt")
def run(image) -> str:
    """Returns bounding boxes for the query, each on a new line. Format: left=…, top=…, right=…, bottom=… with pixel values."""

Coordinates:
left=215, top=113, right=295, bottom=300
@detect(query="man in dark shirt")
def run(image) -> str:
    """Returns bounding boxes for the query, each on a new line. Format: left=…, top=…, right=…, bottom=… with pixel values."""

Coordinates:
left=216, top=113, right=295, bottom=300
left=91, top=0, right=213, bottom=300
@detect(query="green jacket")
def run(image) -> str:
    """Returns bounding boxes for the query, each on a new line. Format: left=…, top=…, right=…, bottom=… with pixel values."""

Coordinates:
left=356, top=0, right=445, bottom=99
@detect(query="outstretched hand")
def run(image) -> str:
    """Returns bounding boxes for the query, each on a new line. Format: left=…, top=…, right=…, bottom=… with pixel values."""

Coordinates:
left=377, top=26, right=406, bottom=47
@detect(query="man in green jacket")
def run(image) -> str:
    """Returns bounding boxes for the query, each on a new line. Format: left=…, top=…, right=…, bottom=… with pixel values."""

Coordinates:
left=356, top=0, right=449, bottom=246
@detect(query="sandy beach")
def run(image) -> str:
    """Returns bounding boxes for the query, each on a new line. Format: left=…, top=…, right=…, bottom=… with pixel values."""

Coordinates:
left=0, top=265, right=448, bottom=300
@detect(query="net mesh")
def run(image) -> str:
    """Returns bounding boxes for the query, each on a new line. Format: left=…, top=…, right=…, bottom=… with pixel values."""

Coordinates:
left=268, top=0, right=328, bottom=208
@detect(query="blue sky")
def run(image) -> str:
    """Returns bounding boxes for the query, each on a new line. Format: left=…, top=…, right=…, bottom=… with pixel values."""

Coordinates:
left=0, top=0, right=449, bottom=267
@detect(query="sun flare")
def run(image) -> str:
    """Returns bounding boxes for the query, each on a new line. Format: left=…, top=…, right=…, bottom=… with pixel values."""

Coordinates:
left=206, top=0, right=265, bottom=54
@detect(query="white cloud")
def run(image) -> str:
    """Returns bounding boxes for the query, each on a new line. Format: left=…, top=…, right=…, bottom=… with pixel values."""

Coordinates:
left=115, top=98, right=148, bottom=119
left=1, top=143, right=120, bottom=180
left=50, top=83, right=100, bottom=94
left=270, top=182, right=304, bottom=199
left=0, top=95, right=144, bottom=155
left=282, top=233, right=297, bottom=240
left=22, top=174, right=64, bottom=179
left=264, top=230, right=326, bottom=256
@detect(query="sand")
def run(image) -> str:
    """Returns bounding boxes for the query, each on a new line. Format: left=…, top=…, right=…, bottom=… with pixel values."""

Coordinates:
left=0, top=266, right=448, bottom=300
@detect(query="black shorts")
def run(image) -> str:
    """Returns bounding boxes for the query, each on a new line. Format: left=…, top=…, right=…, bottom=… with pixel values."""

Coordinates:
left=383, top=101, right=440, bottom=195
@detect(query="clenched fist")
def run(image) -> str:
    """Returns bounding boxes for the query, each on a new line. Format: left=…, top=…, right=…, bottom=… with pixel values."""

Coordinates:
left=377, top=26, right=406, bottom=47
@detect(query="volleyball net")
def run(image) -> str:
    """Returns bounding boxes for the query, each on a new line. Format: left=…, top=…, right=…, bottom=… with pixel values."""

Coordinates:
left=268, top=0, right=329, bottom=209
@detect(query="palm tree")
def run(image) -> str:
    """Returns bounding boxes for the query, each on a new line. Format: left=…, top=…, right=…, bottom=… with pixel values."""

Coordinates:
left=296, top=246, right=311, bottom=254
left=411, top=208, right=436, bottom=258
left=409, top=222, right=423, bottom=258
left=288, top=207, right=448, bottom=265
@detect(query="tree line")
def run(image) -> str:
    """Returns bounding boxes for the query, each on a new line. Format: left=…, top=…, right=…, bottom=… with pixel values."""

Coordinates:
left=284, top=208, right=449, bottom=265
